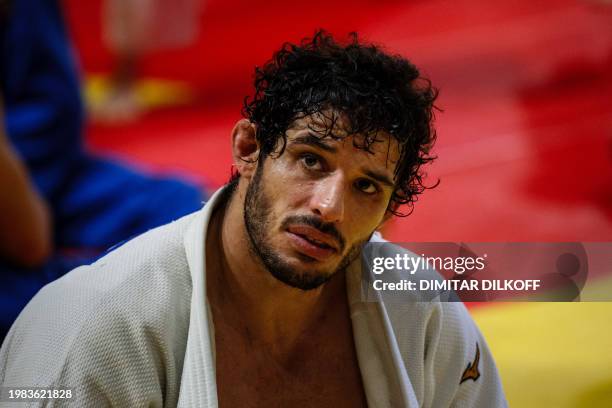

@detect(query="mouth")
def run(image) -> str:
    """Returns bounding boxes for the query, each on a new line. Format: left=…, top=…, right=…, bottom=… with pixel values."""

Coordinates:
left=286, top=225, right=339, bottom=261
left=286, top=225, right=339, bottom=251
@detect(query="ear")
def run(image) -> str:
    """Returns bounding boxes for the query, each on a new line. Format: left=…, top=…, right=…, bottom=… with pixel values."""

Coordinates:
left=231, top=119, right=259, bottom=180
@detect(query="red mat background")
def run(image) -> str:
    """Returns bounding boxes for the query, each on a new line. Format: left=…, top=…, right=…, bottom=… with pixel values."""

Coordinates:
left=64, top=0, right=612, bottom=242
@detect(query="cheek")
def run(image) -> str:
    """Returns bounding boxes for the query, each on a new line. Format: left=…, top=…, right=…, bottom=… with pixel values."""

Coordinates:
left=264, top=164, right=315, bottom=215
left=285, top=183, right=319, bottom=214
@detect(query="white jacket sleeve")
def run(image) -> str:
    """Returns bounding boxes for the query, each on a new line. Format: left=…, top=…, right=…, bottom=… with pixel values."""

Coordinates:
left=0, top=218, right=194, bottom=407
left=426, top=302, right=507, bottom=408
left=369, top=232, right=507, bottom=407
left=0, top=266, right=165, bottom=407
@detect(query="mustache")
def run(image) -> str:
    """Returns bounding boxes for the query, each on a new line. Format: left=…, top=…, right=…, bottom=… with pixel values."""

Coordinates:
left=281, top=215, right=346, bottom=252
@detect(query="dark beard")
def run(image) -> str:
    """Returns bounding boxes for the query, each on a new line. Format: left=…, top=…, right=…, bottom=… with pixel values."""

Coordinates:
left=243, top=161, right=365, bottom=291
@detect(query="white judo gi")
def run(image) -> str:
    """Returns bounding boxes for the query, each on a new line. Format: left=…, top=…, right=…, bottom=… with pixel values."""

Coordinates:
left=0, top=187, right=508, bottom=407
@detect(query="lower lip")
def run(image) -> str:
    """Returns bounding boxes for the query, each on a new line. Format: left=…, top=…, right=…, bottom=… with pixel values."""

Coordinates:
left=286, top=232, right=336, bottom=261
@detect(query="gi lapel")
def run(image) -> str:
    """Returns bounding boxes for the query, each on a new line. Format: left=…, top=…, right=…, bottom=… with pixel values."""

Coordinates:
left=178, top=189, right=226, bottom=408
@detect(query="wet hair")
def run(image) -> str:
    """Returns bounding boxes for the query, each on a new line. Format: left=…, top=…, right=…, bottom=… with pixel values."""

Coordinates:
left=240, top=29, right=439, bottom=216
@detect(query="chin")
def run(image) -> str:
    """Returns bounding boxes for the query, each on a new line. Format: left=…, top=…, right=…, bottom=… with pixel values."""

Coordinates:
left=271, top=268, right=336, bottom=291
left=266, top=252, right=338, bottom=289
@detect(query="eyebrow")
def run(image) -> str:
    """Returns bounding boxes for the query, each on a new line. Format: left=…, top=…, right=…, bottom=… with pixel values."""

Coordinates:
left=290, top=133, right=338, bottom=153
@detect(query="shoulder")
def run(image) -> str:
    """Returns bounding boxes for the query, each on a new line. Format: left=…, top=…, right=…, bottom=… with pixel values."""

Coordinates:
left=416, top=301, right=508, bottom=407
left=364, top=235, right=507, bottom=406
left=0, top=211, right=200, bottom=404
left=382, top=287, right=506, bottom=406
left=43, top=210, right=197, bottom=332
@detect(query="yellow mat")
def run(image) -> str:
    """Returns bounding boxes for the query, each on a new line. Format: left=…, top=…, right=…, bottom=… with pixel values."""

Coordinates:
left=473, top=300, right=612, bottom=407
left=84, top=75, right=193, bottom=110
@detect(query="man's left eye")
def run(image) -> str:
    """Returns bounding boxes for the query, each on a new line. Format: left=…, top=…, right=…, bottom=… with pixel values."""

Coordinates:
left=355, top=179, right=378, bottom=194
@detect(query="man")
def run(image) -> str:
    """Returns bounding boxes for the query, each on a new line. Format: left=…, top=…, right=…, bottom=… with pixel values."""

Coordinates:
left=0, top=31, right=507, bottom=407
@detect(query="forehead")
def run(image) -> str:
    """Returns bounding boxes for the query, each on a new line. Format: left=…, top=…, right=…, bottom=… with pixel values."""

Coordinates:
left=285, top=111, right=401, bottom=167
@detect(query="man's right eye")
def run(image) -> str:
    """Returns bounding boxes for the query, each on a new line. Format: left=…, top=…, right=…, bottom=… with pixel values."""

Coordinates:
left=300, top=154, right=323, bottom=171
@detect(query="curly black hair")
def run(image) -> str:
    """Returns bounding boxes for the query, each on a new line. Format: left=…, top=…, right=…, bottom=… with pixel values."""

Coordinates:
left=241, top=29, right=439, bottom=216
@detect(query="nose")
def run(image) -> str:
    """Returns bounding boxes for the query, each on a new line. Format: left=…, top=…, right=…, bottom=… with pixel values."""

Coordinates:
left=310, top=172, right=345, bottom=223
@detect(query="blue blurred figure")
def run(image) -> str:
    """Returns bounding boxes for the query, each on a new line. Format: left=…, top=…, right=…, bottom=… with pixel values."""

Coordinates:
left=0, top=0, right=206, bottom=340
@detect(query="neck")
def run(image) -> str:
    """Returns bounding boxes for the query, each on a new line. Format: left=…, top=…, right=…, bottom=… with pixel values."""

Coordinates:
left=206, top=184, right=347, bottom=361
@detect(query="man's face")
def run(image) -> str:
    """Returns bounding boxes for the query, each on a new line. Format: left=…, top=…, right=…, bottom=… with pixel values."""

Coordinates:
left=244, top=113, right=400, bottom=290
